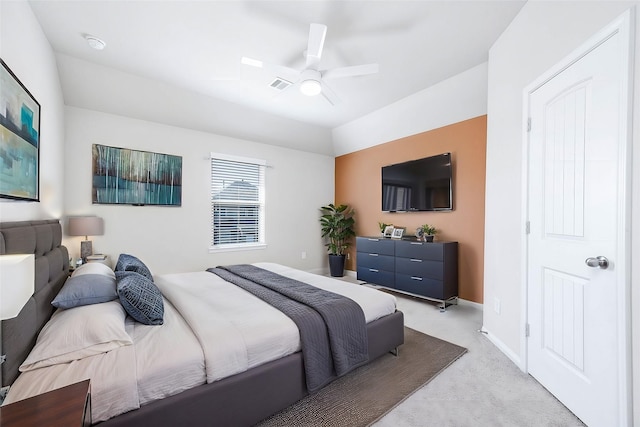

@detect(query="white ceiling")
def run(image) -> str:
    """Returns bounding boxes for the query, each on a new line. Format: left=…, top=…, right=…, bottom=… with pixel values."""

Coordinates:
left=28, top=0, right=525, bottom=149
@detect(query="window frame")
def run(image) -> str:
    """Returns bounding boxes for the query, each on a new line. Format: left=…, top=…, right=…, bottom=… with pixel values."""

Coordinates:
left=209, top=152, right=266, bottom=252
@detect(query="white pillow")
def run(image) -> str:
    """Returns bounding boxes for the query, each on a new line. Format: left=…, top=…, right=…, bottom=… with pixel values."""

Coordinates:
left=20, top=300, right=132, bottom=372
left=72, top=262, right=115, bottom=279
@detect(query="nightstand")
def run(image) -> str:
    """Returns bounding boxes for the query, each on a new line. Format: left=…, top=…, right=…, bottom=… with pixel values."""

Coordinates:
left=0, top=380, right=91, bottom=427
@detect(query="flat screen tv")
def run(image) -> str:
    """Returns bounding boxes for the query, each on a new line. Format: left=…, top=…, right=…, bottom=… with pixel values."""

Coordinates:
left=382, top=152, right=453, bottom=212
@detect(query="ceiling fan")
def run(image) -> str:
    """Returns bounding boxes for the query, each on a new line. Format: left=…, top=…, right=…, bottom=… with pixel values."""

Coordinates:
left=241, top=23, right=379, bottom=105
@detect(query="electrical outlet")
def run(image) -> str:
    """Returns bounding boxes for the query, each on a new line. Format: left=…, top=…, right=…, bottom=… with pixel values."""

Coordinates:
left=346, top=253, right=350, bottom=260
left=493, top=297, right=501, bottom=314
left=301, top=251, right=307, bottom=260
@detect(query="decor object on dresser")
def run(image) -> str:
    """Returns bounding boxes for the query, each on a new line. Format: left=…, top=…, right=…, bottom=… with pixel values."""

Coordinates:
left=391, top=227, right=404, bottom=239
left=319, top=203, right=356, bottom=277
left=0, top=254, right=35, bottom=390
left=378, top=222, right=391, bottom=237
left=92, top=144, right=182, bottom=206
left=68, top=216, right=104, bottom=262
left=356, top=236, right=458, bottom=311
left=0, top=59, right=40, bottom=202
left=419, top=224, right=437, bottom=242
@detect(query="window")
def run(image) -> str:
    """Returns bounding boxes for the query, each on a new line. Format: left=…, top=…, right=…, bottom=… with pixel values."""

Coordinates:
left=210, top=153, right=265, bottom=250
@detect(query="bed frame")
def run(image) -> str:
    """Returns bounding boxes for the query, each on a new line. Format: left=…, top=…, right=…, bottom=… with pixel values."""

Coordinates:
left=0, top=220, right=405, bottom=426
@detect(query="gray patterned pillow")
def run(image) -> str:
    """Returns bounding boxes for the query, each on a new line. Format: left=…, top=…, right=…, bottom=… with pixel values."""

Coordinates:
left=115, top=271, right=164, bottom=325
left=115, top=254, right=153, bottom=281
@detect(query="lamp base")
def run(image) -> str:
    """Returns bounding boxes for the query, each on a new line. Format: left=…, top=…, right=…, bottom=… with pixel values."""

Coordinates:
left=80, top=240, right=93, bottom=262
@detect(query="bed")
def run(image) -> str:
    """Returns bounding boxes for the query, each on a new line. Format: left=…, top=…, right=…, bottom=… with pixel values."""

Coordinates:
left=0, top=220, right=405, bottom=426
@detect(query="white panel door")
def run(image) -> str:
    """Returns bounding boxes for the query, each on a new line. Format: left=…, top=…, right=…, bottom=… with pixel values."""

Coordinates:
left=526, top=16, right=630, bottom=427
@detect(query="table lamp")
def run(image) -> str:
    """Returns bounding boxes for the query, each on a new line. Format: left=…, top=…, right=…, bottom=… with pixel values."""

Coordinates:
left=68, top=216, right=104, bottom=262
left=0, top=254, right=35, bottom=389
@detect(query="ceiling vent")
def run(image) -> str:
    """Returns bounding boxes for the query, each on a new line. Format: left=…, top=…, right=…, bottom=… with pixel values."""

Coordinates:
left=269, top=77, right=292, bottom=91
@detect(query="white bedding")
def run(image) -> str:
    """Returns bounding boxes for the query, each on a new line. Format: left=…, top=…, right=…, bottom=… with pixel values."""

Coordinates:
left=3, top=263, right=397, bottom=423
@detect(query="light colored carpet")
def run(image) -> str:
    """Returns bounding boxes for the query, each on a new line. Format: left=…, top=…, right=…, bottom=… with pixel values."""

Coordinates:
left=372, top=293, right=586, bottom=427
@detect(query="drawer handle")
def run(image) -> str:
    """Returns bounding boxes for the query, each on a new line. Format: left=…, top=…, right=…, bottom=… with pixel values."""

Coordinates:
left=369, top=268, right=379, bottom=273
left=368, top=238, right=380, bottom=242
left=369, top=253, right=379, bottom=257
left=410, top=276, right=423, bottom=281
left=410, top=242, right=423, bottom=246
left=409, top=258, right=422, bottom=263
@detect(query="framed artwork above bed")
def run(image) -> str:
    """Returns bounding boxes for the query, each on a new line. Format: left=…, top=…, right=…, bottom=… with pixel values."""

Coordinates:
left=92, top=144, right=182, bottom=206
left=0, top=59, right=40, bottom=202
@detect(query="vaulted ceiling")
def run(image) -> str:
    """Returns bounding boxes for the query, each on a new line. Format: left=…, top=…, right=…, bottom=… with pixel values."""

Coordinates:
left=28, top=0, right=525, bottom=154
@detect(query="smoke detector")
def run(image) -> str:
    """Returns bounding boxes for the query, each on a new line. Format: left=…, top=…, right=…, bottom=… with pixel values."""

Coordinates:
left=84, top=35, right=106, bottom=50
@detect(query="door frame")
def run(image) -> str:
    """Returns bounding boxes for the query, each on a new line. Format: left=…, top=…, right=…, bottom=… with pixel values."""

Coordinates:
left=520, top=9, right=634, bottom=425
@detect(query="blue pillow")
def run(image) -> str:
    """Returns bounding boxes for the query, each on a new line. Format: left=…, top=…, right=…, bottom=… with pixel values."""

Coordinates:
left=52, top=274, right=118, bottom=309
left=116, top=271, right=164, bottom=325
left=115, top=254, right=153, bottom=281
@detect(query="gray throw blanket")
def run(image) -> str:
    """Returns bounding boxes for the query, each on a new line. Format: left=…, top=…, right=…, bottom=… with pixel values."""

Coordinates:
left=207, top=264, right=368, bottom=392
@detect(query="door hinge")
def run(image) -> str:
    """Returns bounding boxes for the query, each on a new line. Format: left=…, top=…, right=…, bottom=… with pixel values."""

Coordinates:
left=525, top=221, right=530, bottom=234
left=527, top=117, right=532, bottom=132
left=525, top=323, right=530, bottom=337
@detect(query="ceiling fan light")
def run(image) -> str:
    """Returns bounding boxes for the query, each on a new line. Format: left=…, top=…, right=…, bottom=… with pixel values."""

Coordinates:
left=300, top=79, right=322, bottom=96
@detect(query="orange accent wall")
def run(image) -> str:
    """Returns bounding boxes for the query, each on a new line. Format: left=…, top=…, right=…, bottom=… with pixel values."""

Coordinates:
left=335, top=115, right=487, bottom=303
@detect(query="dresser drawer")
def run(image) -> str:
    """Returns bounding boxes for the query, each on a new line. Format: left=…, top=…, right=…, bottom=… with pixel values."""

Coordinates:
left=395, top=273, right=445, bottom=299
left=357, top=266, right=395, bottom=287
left=357, top=252, right=395, bottom=271
left=356, top=237, right=395, bottom=256
left=395, top=257, right=444, bottom=280
left=395, top=240, right=444, bottom=261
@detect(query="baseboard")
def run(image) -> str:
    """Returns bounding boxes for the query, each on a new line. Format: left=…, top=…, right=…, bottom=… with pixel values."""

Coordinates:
left=344, top=269, right=357, bottom=279
left=457, top=298, right=483, bottom=310
left=307, top=267, right=327, bottom=275
left=480, top=326, right=523, bottom=370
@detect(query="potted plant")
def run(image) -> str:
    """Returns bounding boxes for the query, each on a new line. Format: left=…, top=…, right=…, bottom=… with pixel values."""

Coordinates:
left=420, top=224, right=437, bottom=242
left=378, top=222, right=391, bottom=237
left=320, top=203, right=356, bottom=277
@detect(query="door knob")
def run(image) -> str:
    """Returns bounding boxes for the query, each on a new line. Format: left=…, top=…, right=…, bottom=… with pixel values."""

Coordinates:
left=585, top=256, right=609, bottom=269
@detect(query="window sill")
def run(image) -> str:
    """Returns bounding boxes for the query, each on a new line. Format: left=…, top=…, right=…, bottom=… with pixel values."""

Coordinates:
left=208, top=243, right=267, bottom=253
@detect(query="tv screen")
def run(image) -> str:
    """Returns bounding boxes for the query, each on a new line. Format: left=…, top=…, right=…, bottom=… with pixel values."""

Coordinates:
left=382, top=153, right=453, bottom=212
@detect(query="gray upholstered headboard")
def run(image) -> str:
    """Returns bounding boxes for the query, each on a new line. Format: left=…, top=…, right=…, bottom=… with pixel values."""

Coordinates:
left=0, top=220, right=69, bottom=387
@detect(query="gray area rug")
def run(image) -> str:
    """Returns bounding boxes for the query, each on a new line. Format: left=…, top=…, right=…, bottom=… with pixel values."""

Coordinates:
left=255, top=327, right=467, bottom=427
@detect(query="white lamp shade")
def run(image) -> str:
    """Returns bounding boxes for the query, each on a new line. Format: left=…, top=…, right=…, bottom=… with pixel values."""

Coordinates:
left=0, top=254, right=35, bottom=320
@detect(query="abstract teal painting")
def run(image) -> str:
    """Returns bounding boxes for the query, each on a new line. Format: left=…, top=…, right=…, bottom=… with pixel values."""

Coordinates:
left=92, top=144, right=182, bottom=206
left=0, top=59, right=40, bottom=201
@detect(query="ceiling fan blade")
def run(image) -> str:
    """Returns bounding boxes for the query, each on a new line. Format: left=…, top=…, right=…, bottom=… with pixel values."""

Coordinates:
left=322, top=63, right=379, bottom=80
left=320, top=81, right=341, bottom=106
left=240, top=56, right=300, bottom=82
left=305, top=23, right=327, bottom=69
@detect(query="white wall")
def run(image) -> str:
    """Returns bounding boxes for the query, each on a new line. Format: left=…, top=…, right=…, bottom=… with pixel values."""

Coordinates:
left=332, top=62, right=488, bottom=156
left=0, top=1, right=65, bottom=221
left=63, top=107, right=334, bottom=275
left=484, top=1, right=639, bottom=422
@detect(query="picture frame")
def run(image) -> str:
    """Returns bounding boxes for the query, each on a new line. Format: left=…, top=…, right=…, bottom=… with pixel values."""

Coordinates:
left=391, top=227, right=404, bottom=239
left=92, top=144, right=182, bottom=206
left=383, top=225, right=395, bottom=238
left=0, top=59, right=40, bottom=202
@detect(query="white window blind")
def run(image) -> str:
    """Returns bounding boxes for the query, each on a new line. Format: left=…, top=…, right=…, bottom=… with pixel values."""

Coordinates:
left=210, top=153, right=265, bottom=249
